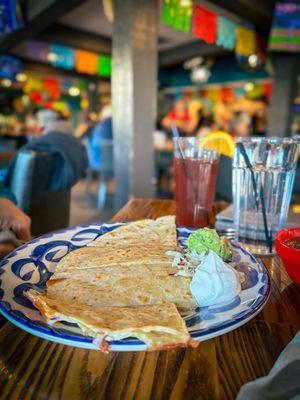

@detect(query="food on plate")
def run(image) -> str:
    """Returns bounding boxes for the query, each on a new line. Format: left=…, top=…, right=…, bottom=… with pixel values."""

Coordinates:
left=88, top=216, right=178, bottom=248
left=186, top=227, right=232, bottom=260
left=285, top=236, right=300, bottom=250
left=25, top=290, right=197, bottom=352
left=190, top=250, right=241, bottom=307
left=25, top=216, right=241, bottom=351
left=25, top=215, right=198, bottom=351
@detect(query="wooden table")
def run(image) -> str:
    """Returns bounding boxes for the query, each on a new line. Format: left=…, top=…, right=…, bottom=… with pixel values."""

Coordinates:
left=0, top=199, right=299, bottom=400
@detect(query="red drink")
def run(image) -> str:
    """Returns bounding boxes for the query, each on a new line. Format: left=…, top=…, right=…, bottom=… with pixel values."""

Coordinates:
left=174, top=158, right=219, bottom=227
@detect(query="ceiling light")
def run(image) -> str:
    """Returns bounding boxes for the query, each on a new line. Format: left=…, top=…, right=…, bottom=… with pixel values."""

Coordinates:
left=248, top=54, right=259, bottom=68
left=191, top=66, right=211, bottom=83
left=47, top=52, right=59, bottom=62
left=68, top=86, right=80, bottom=97
left=16, top=72, right=27, bottom=82
left=1, top=79, right=12, bottom=87
left=244, top=82, right=254, bottom=92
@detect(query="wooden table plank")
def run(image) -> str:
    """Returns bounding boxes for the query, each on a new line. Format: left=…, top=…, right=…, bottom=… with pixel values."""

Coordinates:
left=0, top=198, right=299, bottom=400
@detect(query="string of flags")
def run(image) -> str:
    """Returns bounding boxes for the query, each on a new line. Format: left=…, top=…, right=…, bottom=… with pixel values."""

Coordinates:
left=26, top=40, right=112, bottom=77
left=162, top=1, right=266, bottom=58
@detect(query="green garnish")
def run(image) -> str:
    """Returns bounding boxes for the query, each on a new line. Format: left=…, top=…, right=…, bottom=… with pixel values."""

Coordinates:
left=186, top=228, right=232, bottom=261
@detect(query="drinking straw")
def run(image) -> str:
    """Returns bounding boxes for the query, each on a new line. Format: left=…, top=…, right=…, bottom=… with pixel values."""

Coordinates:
left=236, top=142, right=272, bottom=253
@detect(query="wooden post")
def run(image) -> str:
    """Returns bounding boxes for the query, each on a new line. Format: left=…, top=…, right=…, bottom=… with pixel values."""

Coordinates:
left=112, top=0, right=157, bottom=209
left=267, top=54, right=300, bottom=137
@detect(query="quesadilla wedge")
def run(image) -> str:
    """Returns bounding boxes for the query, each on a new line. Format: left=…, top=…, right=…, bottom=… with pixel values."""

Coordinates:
left=88, top=216, right=177, bottom=248
left=24, top=290, right=198, bottom=352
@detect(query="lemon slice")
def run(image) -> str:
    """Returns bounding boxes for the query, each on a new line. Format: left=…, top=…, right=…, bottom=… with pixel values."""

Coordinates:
left=199, top=131, right=235, bottom=157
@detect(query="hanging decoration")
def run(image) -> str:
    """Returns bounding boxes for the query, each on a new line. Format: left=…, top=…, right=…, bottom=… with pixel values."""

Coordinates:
left=0, top=54, right=22, bottom=78
left=24, top=75, right=42, bottom=93
left=97, top=54, right=112, bottom=77
left=162, top=0, right=193, bottom=33
left=217, top=16, right=236, bottom=50
left=236, top=25, right=256, bottom=56
left=26, top=40, right=51, bottom=63
left=221, top=86, right=233, bottom=102
left=0, top=0, right=24, bottom=36
left=42, top=77, right=60, bottom=99
left=75, top=50, right=98, bottom=75
left=192, top=4, right=217, bottom=44
left=234, top=86, right=245, bottom=97
left=50, top=44, right=75, bottom=70
left=262, top=82, right=272, bottom=99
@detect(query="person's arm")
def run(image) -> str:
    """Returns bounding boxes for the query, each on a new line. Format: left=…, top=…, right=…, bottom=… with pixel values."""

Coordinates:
left=0, top=198, right=31, bottom=242
left=0, top=182, right=17, bottom=204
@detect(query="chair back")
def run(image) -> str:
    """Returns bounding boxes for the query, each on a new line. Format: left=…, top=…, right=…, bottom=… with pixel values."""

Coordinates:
left=8, top=150, right=70, bottom=236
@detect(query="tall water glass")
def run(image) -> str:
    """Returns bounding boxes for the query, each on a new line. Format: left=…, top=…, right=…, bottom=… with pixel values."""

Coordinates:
left=173, top=137, right=219, bottom=228
left=233, top=137, right=299, bottom=255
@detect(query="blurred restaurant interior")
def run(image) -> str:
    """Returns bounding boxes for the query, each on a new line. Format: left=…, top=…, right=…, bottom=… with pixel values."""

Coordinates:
left=0, top=0, right=299, bottom=235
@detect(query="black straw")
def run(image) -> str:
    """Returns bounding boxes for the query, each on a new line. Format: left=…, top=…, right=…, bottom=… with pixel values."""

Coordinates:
left=236, top=142, right=272, bottom=253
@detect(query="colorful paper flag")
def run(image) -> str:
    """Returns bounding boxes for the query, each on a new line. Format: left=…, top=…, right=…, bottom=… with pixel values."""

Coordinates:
left=217, top=16, right=236, bottom=50
left=24, top=75, right=42, bottom=93
left=97, top=54, right=111, bottom=77
left=236, top=25, right=256, bottom=56
left=221, top=86, right=233, bottom=102
left=193, top=4, right=217, bottom=44
left=162, top=0, right=193, bottom=33
left=75, top=50, right=98, bottom=75
left=234, top=86, right=245, bottom=97
left=43, top=77, right=60, bottom=99
left=50, top=44, right=74, bottom=70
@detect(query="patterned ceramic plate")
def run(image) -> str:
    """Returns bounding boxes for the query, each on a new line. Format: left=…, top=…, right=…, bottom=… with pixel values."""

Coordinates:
left=0, top=223, right=271, bottom=351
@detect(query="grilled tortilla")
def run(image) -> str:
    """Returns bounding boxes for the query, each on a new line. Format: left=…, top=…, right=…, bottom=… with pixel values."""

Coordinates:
left=25, top=290, right=197, bottom=352
left=25, top=215, right=198, bottom=351
left=88, top=216, right=178, bottom=248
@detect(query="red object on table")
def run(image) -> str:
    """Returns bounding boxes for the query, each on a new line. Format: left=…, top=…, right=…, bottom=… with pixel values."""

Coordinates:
left=193, top=4, right=217, bottom=44
left=275, top=227, right=300, bottom=286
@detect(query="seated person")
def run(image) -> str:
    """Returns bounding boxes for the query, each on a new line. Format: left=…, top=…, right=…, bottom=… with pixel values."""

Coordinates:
left=0, top=183, right=31, bottom=258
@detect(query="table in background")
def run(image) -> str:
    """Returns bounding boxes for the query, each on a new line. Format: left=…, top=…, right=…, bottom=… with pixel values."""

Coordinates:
left=0, top=198, right=299, bottom=400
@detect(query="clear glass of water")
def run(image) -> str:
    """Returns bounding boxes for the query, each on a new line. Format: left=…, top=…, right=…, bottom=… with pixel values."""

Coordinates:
left=233, top=137, right=299, bottom=255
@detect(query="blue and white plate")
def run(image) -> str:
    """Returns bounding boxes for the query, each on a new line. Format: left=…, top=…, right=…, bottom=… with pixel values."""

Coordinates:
left=0, top=223, right=271, bottom=351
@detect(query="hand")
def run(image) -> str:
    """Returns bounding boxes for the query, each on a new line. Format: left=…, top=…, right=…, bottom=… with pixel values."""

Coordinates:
left=0, top=198, right=31, bottom=241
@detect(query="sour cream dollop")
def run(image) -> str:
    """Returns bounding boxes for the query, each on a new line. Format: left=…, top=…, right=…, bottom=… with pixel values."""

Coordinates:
left=190, top=250, right=241, bottom=307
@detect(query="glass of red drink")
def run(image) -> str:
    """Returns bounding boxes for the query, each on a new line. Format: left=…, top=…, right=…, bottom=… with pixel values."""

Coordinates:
left=173, top=137, right=220, bottom=228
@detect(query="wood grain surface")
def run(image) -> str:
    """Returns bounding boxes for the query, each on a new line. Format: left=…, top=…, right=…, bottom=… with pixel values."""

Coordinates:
left=0, top=198, right=299, bottom=400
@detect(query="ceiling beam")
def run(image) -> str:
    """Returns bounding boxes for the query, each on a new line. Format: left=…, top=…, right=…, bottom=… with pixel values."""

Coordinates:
left=0, top=0, right=85, bottom=53
left=159, top=40, right=230, bottom=68
left=39, top=24, right=111, bottom=54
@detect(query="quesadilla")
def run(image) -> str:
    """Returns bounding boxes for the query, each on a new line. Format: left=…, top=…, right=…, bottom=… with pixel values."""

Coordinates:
left=25, top=290, right=197, bottom=352
left=25, top=215, right=198, bottom=351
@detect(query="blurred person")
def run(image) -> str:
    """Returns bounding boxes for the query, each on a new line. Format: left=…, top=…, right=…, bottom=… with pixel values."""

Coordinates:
left=86, top=107, right=113, bottom=171
left=231, top=112, right=251, bottom=138
left=161, top=99, right=192, bottom=136
left=0, top=183, right=31, bottom=258
left=196, top=114, right=218, bottom=138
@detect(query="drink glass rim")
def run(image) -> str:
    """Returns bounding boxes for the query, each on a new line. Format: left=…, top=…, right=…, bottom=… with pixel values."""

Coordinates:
left=236, top=136, right=298, bottom=145
left=172, top=136, right=203, bottom=144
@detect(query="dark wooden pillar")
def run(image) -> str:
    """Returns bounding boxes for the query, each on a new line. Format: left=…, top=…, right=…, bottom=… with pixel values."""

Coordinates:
left=112, top=0, right=157, bottom=209
left=267, top=54, right=300, bottom=137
